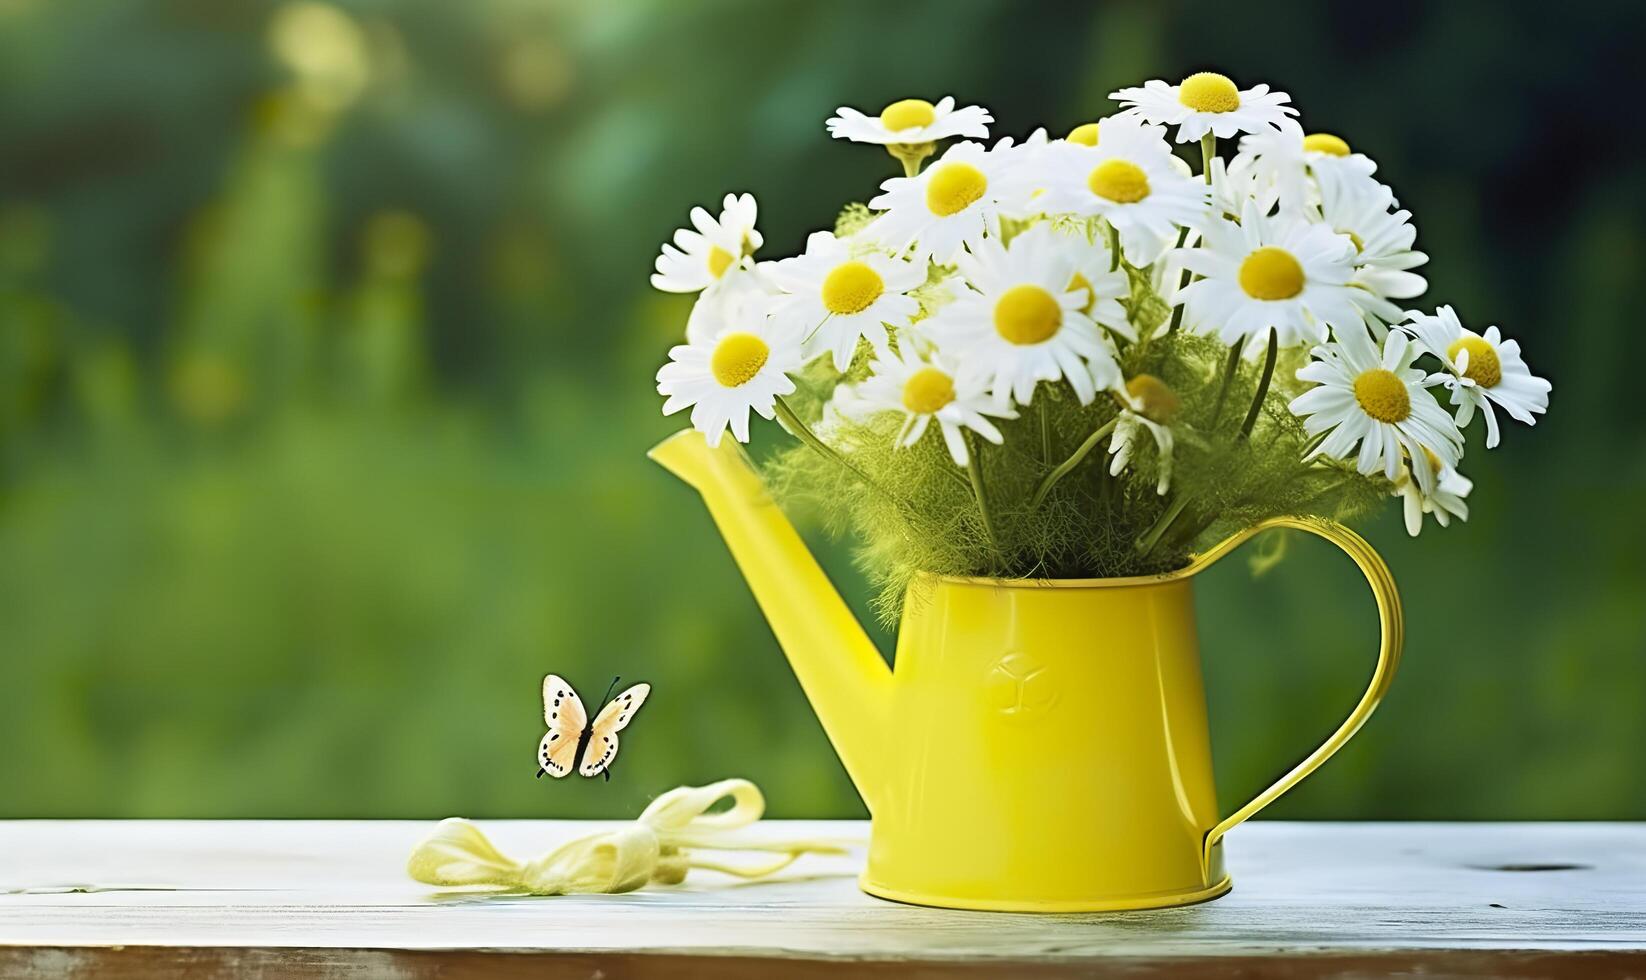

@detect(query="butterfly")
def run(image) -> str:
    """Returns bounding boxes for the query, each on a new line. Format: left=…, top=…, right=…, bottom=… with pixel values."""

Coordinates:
left=536, top=674, right=651, bottom=781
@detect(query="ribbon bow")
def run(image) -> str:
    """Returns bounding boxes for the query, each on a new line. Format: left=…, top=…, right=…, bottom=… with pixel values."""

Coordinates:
left=406, top=778, right=849, bottom=895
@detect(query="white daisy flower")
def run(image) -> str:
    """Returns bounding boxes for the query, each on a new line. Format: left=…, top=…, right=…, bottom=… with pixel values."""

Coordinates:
left=813, top=381, right=874, bottom=442
left=684, top=259, right=777, bottom=344
left=856, top=347, right=1014, bottom=466
left=991, top=129, right=1054, bottom=221
left=1109, top=71, right=1297, bottom=144
left=1059, top=117, right=1142, bottom=150
left=766, top=230, right=925, bottom=371
left=1289, top=327, right=1463, bottom=492
left=1108, top=374, right=1179, bottom=495
left=1401, top=306, right=1551, bottom=448
left=1209, top=153, right=1278, bottom=219
left=1065, top=121, right=1102, bottom=147
left=826, top=96, right=992, bottom=146
left=1230, top=123, right=1305, bottom=211
left=1234, top=124, right=1379, bottom=216
left=656, top=300, right=802, bottom=447
left=1058, top=225, right=1133, bottom=341
left=1304, top=132, right=1385, bottom=210
left=924, top=223, right=1120, bottom=408
left=1038, top=116, right=1210, bottom=266
left=1316, top=172, right=1428, bottom=323
left=1175, top=200, right=1365, bottom=351
left=651, top=193, right=763, bottom=294
left=867, top=141, right=1006, bottom=265
left=1393, top=451, right=1472, bottom=536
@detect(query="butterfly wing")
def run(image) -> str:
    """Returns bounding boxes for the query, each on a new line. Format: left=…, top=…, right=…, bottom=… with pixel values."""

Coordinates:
left=538, top=674, right=587, bottom=778
left=578, top=683, right=650, bottom=778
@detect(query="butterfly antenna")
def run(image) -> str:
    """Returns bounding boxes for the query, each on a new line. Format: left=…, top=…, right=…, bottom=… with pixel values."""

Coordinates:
left=597, top=675, right=621, bottom=712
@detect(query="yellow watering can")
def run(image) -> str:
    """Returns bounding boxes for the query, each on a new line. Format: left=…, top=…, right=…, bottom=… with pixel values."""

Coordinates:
left=650, top=428, right=1401, bottom=912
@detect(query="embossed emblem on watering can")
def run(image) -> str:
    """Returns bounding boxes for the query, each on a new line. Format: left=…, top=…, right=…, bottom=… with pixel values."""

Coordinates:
left=986, top=651, right=1059, bottom=720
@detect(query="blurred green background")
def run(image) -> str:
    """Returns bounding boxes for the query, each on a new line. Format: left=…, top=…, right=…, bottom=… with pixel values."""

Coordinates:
left=2, top=0, right=1642, bottom=821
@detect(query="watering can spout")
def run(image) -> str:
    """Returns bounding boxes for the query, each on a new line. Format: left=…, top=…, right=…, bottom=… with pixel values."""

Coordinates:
left=648, top=429, right=892, bottom=811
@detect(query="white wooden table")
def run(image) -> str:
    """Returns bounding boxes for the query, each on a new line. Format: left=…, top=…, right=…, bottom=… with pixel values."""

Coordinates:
left=1, top=821, right=1642, bottom=978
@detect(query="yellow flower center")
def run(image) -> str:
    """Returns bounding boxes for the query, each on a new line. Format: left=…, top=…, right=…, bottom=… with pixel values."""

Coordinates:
left=1178, top=72, right=1241, bottom=113
left=901, top=367, right=957, bottom=414
left=880, top=98, right=936, bottom=132
left=820, top=261, right=884, bottom=315
left=1125, top=374, right=1180, bottom=423
left=707, top=245, right=735, bottom=279
left=1066, top=122, right=1100, bottom=146
left=1238, top=246, right=1305, bottom=301
left=1088, top=159, right=1150, bottom=203
left=925, top=162, right=988, bottom=216
left=1353, top=369, right=1411, bottom=423
left=1067, top=271, right=1096, bottom=315
left=1303, top=133, right=1351, bottom=156
left=710, top=332, right=770, bottom=388
left=1447, top=335, right=1502, bottom=388
left=993, top=284, right=1062, bottom=345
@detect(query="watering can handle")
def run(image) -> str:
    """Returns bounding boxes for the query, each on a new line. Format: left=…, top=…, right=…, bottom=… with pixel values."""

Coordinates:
left=1190, top=516, right=1403, bottom=875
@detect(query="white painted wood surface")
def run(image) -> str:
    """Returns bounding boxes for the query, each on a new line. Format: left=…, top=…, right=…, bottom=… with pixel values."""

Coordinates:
left=1, top=821, right=1643, bottom=970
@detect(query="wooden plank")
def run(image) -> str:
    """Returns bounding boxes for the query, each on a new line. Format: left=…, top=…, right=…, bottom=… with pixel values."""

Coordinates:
left=1, top=821, right=1643, bottom=976
left=2, top=948, right=1645, bottom=980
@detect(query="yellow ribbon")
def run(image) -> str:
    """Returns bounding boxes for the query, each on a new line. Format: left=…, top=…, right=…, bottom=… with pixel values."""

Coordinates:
left=406, top=778, right=850, bottom=895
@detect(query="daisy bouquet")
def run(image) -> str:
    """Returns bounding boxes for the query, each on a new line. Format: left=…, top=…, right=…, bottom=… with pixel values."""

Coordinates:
left=651, top=75, right=1550, bottom=620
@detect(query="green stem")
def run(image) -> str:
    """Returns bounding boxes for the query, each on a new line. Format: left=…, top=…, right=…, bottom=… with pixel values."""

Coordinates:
left=1298, top=475, right=1351, bottom=508
left=1038, top=396, right=1051, bottom=465
left=1209, top=336, right=1245, bottom=426
left=887, top=141, right=934, bottom=178
left=964, top=431, right=1003, bottom=562
left=1107, top=222, right=1121, bottom=272
left=1237, top=327, right=1278, bottom=441
left=1285, top=431, right=1337, bottom=486
left=1298, top=428, right=1330, bottom=461
left=1030, top=417, right=1118, bottom=510
left=1136, top=492, right=1194, bottom=558
left=1166, top=135, right=1217, bottom=336
left=802, top=313, right=833, bottom=346
left=773, top=395, right=891, bottom=501
left=1164, top=226, right=1192, bottom=336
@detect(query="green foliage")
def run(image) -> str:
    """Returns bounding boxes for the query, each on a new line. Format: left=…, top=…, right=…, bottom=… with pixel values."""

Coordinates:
left=1120, top=264, right=1172, bottom=336
left=834, top=203, right=875, bottom=238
